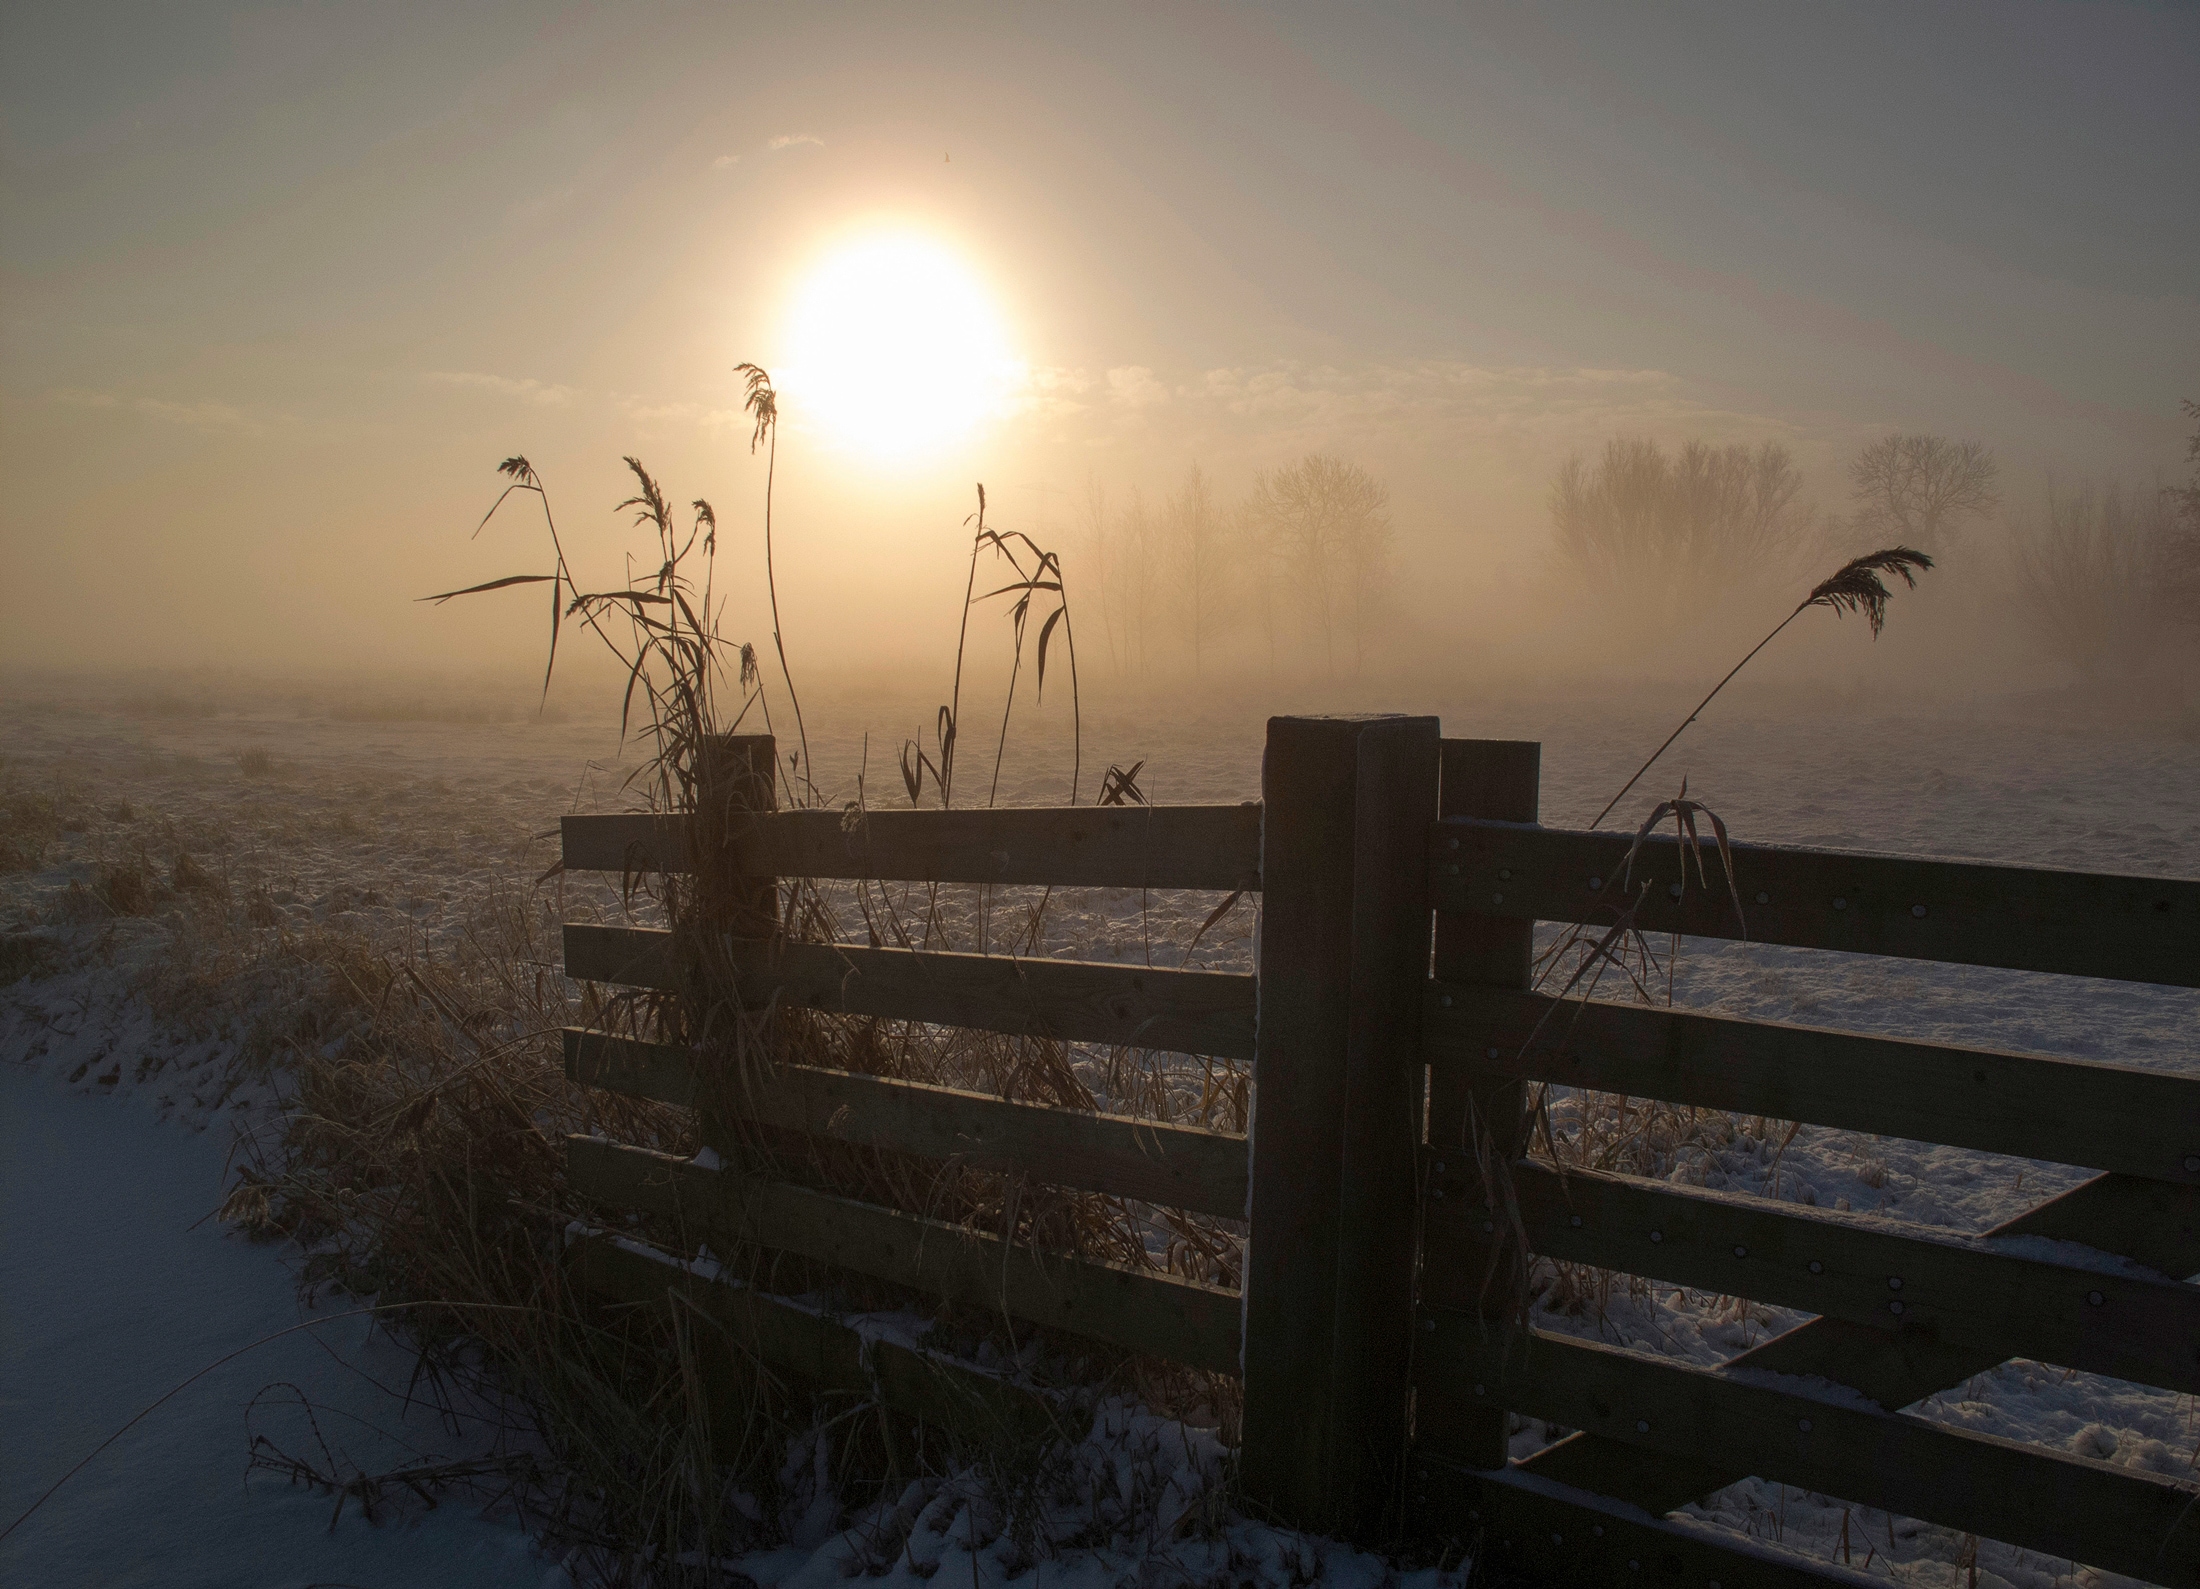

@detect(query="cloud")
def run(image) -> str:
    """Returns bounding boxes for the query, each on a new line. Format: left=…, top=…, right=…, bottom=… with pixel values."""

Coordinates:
left=1002, top=366, right=1096, bottom=423
left=1105, top=366, right=1170, bottom=408
left=711, top=154, right=740, bottom=169
left=766, top=133, right=823, bottom=151
left=426, top=371, right=579, bottom=408
left=50, top=387, right=270, bottom=434
left=618, top=396, right=743, bottom=430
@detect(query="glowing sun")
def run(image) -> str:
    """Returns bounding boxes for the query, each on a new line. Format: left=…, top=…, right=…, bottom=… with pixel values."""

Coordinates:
left=780, top=233, right=1020, bottom=462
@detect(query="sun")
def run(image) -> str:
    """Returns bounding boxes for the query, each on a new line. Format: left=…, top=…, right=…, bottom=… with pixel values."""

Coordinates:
left=779, top=232, right=1020, bottom=463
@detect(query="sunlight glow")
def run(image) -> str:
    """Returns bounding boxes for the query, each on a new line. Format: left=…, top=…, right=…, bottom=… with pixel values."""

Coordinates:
left=780, top=233, right=1021, bottom=463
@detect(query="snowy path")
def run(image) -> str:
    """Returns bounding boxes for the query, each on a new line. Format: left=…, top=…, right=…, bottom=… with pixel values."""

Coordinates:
left=0, top=1064, right=556, bottom=1589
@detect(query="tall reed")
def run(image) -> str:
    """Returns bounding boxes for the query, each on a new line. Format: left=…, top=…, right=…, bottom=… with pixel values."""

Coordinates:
left=371, top=371, right=1231, bottom=1575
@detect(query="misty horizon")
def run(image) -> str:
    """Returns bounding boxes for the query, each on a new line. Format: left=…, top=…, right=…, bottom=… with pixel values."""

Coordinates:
left=4, top=3, right=2197, bottom=713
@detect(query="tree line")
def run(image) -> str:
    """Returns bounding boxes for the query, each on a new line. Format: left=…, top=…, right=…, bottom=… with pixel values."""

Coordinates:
left=1077, top=454, right=1397, bottom=681
left=1547, top=407, right=2200, bottom=685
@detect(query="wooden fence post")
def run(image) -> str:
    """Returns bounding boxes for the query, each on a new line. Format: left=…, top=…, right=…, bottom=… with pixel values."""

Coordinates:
left=1241, top=714, right=1439, bottom=1539
left=1420, top=738, right=1539, bottom=1472
left=696, top=733, right=779, bottom=941
left=692, top=732, right=777, bottom=1167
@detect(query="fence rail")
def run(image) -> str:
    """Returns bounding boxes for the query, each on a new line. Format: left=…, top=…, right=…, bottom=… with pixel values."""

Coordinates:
left=1421, top=1156, right=2200, bottom=1394
left=1418, top=1316, right=2199, bottom=1588
left=549, top=724, right=2200, bottom=1582
left=1425, top=982, right=2200, bottom=1185
left=568, top=1231, right=1057, bottom=1447
left=564, top=1029, right=1249, bottom=1216
left=1409, top=1456, right=1888, bottom=1589
left=567, top=1136, right=1242, bottom=1373
left=563, top=803, right=1261, bottom=891
left=1432, top=817, right=2200, bottom=985
left=562, top=925, right=1258, bottom=1058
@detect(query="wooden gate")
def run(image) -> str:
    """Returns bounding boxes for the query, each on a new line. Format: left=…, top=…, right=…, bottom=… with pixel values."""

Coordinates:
left=558, top=719, right=2200, bottom=1586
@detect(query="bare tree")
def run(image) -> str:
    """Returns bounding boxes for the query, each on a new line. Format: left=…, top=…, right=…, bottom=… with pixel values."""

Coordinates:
left=1550, top=438, right=1814, bottom=609
left=1334, top=467, right=1395, bottom=675
left=2008, top=480, right=2183, bottom=681
left=1248, top=454, right=1394, bottom=677
left=2164, top=398, right=2200, bottom=626
left=1118, top=487, right=1162, bottom=677
left=1251, top=460, right=1333, bottom=672
left=1848, top=434, right=1999, bottom=550
left=1078, top=473, right=1122, bottom=675
left=1167, top=463, right=1232, bottom=677
left=1235, top=494, right=1284, bottom=677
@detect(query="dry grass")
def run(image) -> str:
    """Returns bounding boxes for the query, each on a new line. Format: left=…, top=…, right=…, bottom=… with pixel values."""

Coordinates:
left=167, top=388, right=1251, bottom=1578
left=225, top=886, right=761, bottom=1573
left=0, top=770, right=83, bottom=873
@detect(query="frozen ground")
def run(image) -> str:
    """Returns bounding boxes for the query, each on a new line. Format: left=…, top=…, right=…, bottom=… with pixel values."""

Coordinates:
left=0, top=1060, right=557, bottom=1588
left=2, top=684, right=2196, bottom=1587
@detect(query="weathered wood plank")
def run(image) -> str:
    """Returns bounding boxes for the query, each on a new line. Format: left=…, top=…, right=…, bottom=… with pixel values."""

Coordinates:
left=1408, top=1454, right=1878, bottom=1588
left=566, top=1136, right=1242, bottom=1374
left=1516, top=1169, right=2200, bottom=1519
left=564, top=1029, right=701, bottom=1107
left=563, top=1028, right=1250, bottom=1217
left=1241, top=716, right=1368, bottom=1527
left=1430, top=819, right=2200, bottom=987
left=563, top=804, right=1262, bottom=892
left=1421, top=738, right=1542, bottom=1474
left=1327, top=715, right=1441, bottom=1539
left=1417, top=1319, right=2200, bottom=1587
left=1421, top=1157, right=2200, bottom=1396
left=698, top=733, right=779, bottom=938
left=568, top=1232, right=1061, bottom=1445
left=561, top=926, right=1258, bottom=1059
left=1425, top=983, right=2200, bottom=1187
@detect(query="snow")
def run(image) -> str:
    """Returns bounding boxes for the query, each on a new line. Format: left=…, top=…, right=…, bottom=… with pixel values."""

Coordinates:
left=0, top=1062, right=559, bottom=1588
left=4, top=686, right=2198, bottom=1587
left=724, top=1401, right=1445, bottom=1589
left=1982, top=1234, right=2183, bottom=1284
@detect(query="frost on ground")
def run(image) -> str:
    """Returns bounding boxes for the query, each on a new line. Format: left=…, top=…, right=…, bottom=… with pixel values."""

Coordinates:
left=3, top=685, right=2197, bottom=1588
left=729, top=1400, right=1443, bottom=1589
left=0, top=1059, right=556, bottom=1589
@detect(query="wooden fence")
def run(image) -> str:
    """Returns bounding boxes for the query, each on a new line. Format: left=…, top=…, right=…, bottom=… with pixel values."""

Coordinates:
left=557, top=720, right=2200, bottom=1587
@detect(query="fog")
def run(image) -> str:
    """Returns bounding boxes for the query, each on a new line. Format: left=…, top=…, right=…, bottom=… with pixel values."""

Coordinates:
left=7, top=17, right=2200, bottom=1584
left=4, top=3, right=2196, bottom=732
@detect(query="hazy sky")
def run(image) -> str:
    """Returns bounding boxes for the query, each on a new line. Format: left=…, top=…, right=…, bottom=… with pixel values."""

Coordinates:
left=3, top=1, right=2195, bottom=677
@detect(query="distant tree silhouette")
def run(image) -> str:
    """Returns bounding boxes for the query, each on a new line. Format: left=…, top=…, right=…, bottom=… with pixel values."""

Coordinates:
left=2165, top=399, right=2200, bottom=626
left=1249, top=455, right=1394, bottom=677
left=1167, top=463, right=1233, bottom=677
left=1848, top=434, right=1999, bottom=550
left=2007, top=479, right=2181, bottom=681
left=1549, top=438, right=1815, bottom=612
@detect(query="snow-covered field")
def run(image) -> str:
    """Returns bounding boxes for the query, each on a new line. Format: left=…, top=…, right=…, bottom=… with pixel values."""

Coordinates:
left=2, top=686, right=2196, bottom=1587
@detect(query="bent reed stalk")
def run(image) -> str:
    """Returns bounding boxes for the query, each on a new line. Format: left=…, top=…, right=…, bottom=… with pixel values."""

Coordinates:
left=1589, top=547, right=1933, bottom=830
left=1465, top=547, right=1941, bottom=1343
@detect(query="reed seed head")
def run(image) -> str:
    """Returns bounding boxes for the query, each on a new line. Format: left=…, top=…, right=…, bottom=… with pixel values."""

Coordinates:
left=1799, top=546, right=1934, bottom=636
